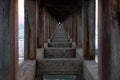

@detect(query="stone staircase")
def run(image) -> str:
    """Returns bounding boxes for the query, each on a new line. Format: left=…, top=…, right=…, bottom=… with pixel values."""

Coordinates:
left=35, top=26, right=84, bottom=80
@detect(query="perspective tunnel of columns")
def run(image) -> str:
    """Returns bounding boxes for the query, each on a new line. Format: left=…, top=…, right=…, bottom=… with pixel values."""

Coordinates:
left=24, top=0, right=95, bottom=60
left=0, top=0, right=120, bottom=80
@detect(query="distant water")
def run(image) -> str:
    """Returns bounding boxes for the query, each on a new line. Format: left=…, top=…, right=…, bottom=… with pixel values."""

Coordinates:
left=19, top=24, right=24, bottom=64
left=18, top=25, right=98, bottom=63
left=95, top=53, right=98, bottom=63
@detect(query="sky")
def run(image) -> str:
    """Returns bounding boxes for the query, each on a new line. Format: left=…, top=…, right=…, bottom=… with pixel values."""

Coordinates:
left=95, top=0, right=98, bottom=48
left=18, top=0, right=24, bottom=24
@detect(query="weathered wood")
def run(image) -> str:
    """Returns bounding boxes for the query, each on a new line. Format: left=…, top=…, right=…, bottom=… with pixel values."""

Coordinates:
left=72, top=10, right=77, bottom=44
left=36, top=0, right=38, bottom=49
left=75, top=10, right=78, bottom=47
left=98, top=0, right=120, bottom=80
left=70, top=16, right=73, bottom=38
left=110, top=0, right=120, bottom=79
left=0, top=0, right=18, bottom=80
left=98, top=0, right=111, bottom=79
left=44, top=10, right=49, bottom=42
left=77, top=8, right=83, bottom=48
left=82, top=0, right=89, bottom=60
left=82, top=0, right=95, bottom=60
left=24, top=0, right=38, bottom=59
left=49, top=16, right=52, bottom=37
left=88, top=0, right=95, bottom=60
left=37, top=1, right=44, bottom=48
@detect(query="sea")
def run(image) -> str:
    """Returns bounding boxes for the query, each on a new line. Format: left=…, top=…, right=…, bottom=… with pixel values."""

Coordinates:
left=19, top=24, right=24, bottom=64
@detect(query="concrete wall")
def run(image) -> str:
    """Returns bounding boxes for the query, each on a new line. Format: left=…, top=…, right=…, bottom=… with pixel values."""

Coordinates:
left=83, top=61, right=98, bottom=80
left=19, top=60, right=36, bottom=80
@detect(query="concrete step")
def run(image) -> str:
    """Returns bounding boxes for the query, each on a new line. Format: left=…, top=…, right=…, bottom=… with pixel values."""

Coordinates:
left=48, top=42, right=72, bottom=48
left=53, top=37, right=67, bottom=39
left=54, top=35, right=66, bottom=38
left=36, top=58, right=83, bottom=75
left=54, top=36, right=66, bottom=38
left=35, top=26, right=85, bottom=80
left=51, top=38, right=70, bottom=42
left=44, top=48, right=76, bottom=58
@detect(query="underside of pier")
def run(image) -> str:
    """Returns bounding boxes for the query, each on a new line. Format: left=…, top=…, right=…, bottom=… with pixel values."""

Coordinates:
left=0, top=0, right=120, bottom=80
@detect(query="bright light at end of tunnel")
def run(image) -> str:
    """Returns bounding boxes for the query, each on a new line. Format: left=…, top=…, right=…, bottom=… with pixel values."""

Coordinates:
left=59, top=22, right=61, bottom=25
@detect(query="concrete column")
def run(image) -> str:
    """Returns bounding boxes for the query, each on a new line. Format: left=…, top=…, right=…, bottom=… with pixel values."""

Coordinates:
left=110, top=0, right=120, bottom=79
left=88, top=0, right=95, bottom=59
left=24, top=0, right=38, bottom=59
left=37, top=2, right=44, bottom=48
left=72, top=16, right=74, bottom=40
left=53, top=18, right=56, bottom=34
left=65, top=18, right=68, bottom=34
left=72, top=10, right=77, bottom=44
left=0, top=0, right=18, bottom=80
left=68, top=17, right=71, bottom=36
left=64, top=19, right=69, bottom=34
left=45, top=11, right=49, bottom=41
left=43, top=8, right=50, bottom=42
left=43, top=8, right=46, bottom=42
left=70, top=16, right=73, bottom=38
left=82, top=0, right=95, bottom=60
left=98, top=0, right=120, bottom=80
left=48, top=15, right=51, bottom=38
left=50, top=17, right=56, bottom=37
left=49, top=16, right=52, bottom=37
left=65, top=19, right=69, bottom=33
left=75, top=10, right=78, bottom=47
left=36, top=0, right=38, bottom=48
left=72, top=14, right=74, bottom=40
left=77, top=9, right=83, bottom=48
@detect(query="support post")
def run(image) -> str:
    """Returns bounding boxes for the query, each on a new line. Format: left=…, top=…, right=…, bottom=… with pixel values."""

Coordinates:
left=45, top=10, right=49, bottom=42
left=38, top=2, right=44, bottom=48
left=98, top=0, right=120, bottom=80
left=82, top=0, right=95, bottom=60
left=77, top=10, right=83, bottom=48
left=0, top=0, right=18, bottom=80
left=72, top=10, right=77, bottom=44
left=24, top=0, right=38, bottom=59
